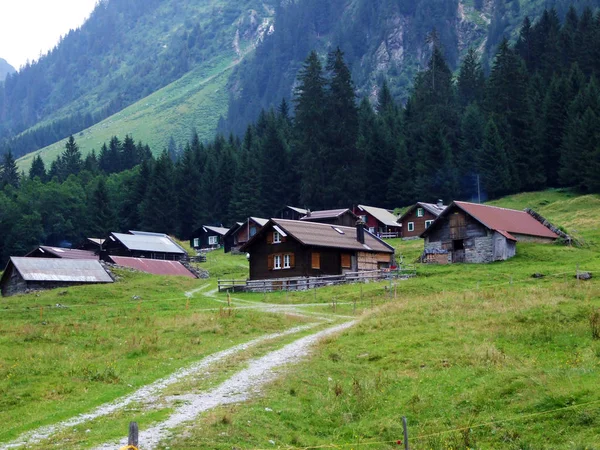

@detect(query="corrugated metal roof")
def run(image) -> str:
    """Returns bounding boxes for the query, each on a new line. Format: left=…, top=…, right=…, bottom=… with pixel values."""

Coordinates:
left=356, top=205, right=401, bottom=227
left=287, top=206, right=308, bottom=215
left=30, top=246, right=99, bottom=260
left=300, top=209, right=356, bottom=221
left=111, top=233, right=186, bottom=254
left=87, top=238, right=105, bottom=246
left=250, top=217, right=269, bottom=227
left=451, top=202, right=559, bottom=239
left=398, top=202, right=447, bottom=222
left=245, top=219, right=393, bottom=253
left=110, top=256, right=197, bottom=278
left=203, top=226, right=229, bottom=236
left=9, top=257, right=113, bottom=283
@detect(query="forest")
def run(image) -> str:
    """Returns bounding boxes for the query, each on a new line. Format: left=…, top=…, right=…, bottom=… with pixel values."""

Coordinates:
left=0, top=7, right=599, bottom=265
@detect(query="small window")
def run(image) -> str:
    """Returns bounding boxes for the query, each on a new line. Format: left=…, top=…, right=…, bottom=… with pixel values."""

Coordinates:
left=273, top=231, right=281, bottom=243
left=361, top=215, right=368, bottom=223
left=341, top=253, right=351, bottom=269
left=311, top=252, right=321, bottom=270
left=425, top=220, right=433, bottom=229
left=408, top=222, right=415, bottom=232
left=208, top=236, right=218, bottom=245
left=193, top=238, right=199, bottom=247
left=274, top=255, right=282, bottom=270
left=284, top=254, right=291, bottom=268
left=369, top=227, right=375, bottom=233
left=417, top=208, right=424, bottom=217
left=250, top=226, right=257, bottom=237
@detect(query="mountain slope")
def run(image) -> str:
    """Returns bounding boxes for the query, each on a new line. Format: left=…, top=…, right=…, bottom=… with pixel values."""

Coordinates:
left=0, top=58, right=15, bottom=81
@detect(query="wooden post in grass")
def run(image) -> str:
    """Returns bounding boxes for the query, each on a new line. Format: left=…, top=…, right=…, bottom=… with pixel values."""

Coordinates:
left=40, top=306, right=43, bottom=321
left=227, top=291, right=231, bottom=307
left=577, top=264, right=580, bottom=287
left=353, top=296, right=356, bottom=315
left=314, top=287, right=317, bottom=302
left=402, top=416, right=409, bottom=450
left=128, top=421, right=139, bottom=447
left=360, top=284, right=363, bottom=303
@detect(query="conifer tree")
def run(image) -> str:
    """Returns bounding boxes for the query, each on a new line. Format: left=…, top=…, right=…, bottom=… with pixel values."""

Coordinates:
left=61, top=135, right=82, bottom=178
left=457, top=48, right=485, bottom=107
left=479, top=118, right=511, bottom=198
left=1, top=149, right=20, bottom=188
left=88, top=177, right=116, bottom=237
left=139, top=150, right=176, bottom=233
left=29, top=155, right=47, bottom=181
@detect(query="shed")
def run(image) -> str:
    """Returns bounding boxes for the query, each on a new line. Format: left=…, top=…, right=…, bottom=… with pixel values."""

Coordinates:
left=1, top=257, right=113, bottom=297
left=224, top=217, right=269, bottom=253
left=300, top=209, right=358, bottom=227
left=421, top=201, right=560, bottom=263
left=354, top=205, right=402, bottom=237
left=103, top=232, right=187, bottom=261
left=190, top=226, right=230, bottom=250
left=241, top=219, right=394, bottom=281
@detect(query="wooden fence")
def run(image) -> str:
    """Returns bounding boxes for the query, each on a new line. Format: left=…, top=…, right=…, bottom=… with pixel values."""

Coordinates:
left=380, top=231, right=400, bottom=239
left=218, top=266, right=416, bottom=293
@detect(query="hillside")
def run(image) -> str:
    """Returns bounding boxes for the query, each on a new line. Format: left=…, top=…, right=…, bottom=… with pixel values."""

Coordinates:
left=0, top=58, right=15, bottom=81
left=8, top=0, right=600, bottom=169
left=0, top=190, right=599, bottom=449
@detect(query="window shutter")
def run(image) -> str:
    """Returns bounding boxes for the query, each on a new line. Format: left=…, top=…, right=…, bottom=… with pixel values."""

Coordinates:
left=267, top=233, right=273, bottom=244
left=341, top=253, right=351, bottom=268
left=290, top=253, right=295, bottom=268
left=311, top=252, right=321, bottom=269
left=268, top=254, right=274, bottom=270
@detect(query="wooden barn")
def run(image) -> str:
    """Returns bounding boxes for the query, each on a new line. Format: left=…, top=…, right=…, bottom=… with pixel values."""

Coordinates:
left=276, top=206, right=308, bottom=221
left=1, top=257, right=113, bottom=297
left=190, top=225, right=229, bottom=250
left=224, top=217, right=268, bottom=253
left=299, top=209, right=358, bottom=227
left=398, top=201, right=447, bottom=239
left=102, top=232, right=187, bottom=261
left=241, top=219, right=395, bottom=281
left=420, top=201, right=560, bottom=264
left=353, top=205, right=402, bottom=237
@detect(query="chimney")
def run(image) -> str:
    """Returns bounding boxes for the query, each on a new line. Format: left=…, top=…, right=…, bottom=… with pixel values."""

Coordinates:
left=306, top=209, right=311, bottom=217
left=437, top=199, right=444, bottom=207
left=356, top=220, right=365, bottom=244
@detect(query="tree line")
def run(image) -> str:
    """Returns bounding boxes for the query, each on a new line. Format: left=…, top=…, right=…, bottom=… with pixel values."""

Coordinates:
left=0, top=7, right=599, bottom=265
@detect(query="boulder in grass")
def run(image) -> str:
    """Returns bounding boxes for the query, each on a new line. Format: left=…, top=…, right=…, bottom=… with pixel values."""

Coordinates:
left=576, top=272, right=592, bottom=280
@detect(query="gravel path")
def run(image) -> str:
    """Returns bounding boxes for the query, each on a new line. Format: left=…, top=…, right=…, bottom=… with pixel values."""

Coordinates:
left=0, top=323, right=320, bottom=450
left=94, top=320, right=356, bottom=450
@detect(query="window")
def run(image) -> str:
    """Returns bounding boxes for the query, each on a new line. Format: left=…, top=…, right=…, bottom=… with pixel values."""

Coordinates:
left=408, top=222, right=415, bottom=232
left=274, top=255, right=282, bottom=270
left=273, top=231, right=281, bottom=243
left=369, top=227, right=375, bottom=233
left=417, top=208, right=424, bottom=217
left=284, top=254, right=291, bottom=269
left=425, top=220, right=433, bottom=229
left=193, top=238, right=199, bottom=248
left=208, top=236, right=218, bottom=245
left=361, top=215, right=368, bottom=223
left=250, top=226, right=257, bottom=237
left=341, top=253, right=352, bottom=269
left=311, top=252, right=321, bottom=269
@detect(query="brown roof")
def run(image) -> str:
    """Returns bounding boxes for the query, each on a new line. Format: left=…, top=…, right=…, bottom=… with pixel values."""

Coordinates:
left=109, top=256, right=197, bottom=278
left=424, top=201, right=559, bottom=240
left=243, top=219, right=394, bottom=253
left=28, top=246, right=99, bottom=260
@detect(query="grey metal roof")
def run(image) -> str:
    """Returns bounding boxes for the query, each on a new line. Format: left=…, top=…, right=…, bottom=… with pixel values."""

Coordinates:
left=203, top=226, right=230, bottom=236
left=111, top=233, right=186, bottom=254
left=356, top=205, right=401, bottom=227
left=9, top=257, right=113, bottom=283
left=300, top=209, right=356, bottom=221
left=250, top=217, right=269, bottom=227
left=398, top=202, right=448, bottom=222
left=287, top=206, right=309, bottom=215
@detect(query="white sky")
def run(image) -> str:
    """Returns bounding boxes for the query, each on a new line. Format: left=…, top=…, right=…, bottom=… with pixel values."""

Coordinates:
left=0, top=0, right=99, bottom=70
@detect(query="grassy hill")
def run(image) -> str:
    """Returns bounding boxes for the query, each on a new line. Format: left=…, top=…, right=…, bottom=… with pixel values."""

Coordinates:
left=1, top=189, right=599, bottom=449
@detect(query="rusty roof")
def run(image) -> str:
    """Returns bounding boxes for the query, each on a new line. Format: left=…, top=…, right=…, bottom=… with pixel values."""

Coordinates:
left=423, top=201, right=559, bottom=239
left=110, top=232, right=187, bottom=254
left=109, top=256, right=197, bottom=278
left=4, top=257, right=113, bottom=283
left=26, top=246, right=99, bottom=260
left=242, top=219, right=394, bottom=253
left=356, top=205, right=401, bottom=227
left=300, top=209, right=357, bottom=221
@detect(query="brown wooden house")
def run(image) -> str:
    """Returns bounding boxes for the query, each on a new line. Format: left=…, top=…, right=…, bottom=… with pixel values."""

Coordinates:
left=398, top=201, right=447, bottom=239
left=420, top=201, right=560, bottom=264
left=241, top=219, right=395, bottom=280
left=190, top=225, right=229, bottom=250
left=224, top=217, right=269, bottom=253
left=299, top=209, right=358, bottom=227
left=276, top=206, right=308, bottom=221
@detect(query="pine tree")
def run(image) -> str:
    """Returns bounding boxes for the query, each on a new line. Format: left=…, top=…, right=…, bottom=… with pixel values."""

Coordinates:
left=457, top=48, right=485, bottom=107
left=60, top=135, right=82, bottom=178
left=139, top=150, right=176, bottom=233
left=458, top=102, right=486, bottom=197
left=175, top=143, right=201, bottom=239
left=479, top=118, right=511, bottom=198
left=1, top=149, right=20, bottom=188
left=28, top=155, right=47, bottom=181
left=88, top=177, right=116, bottom=237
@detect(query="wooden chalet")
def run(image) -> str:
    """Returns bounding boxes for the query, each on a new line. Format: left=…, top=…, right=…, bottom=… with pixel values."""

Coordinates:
left=224, top=217, right=269, bottom=253
left=190, top=225, right=229, bottom=250
left=276, top=206, right=308, bottom=221
left=420, top=201, right=560, bottom=264
left=353, top=205, right=402, bottom=238
left=102, top=232, right=187, bottom=261
left=299, top=209, right=358, bottom=227
left=398, top=201, right=447, bottom=239
left=1, top=257, right=113, bottom=297
left=26, top=246, right=98, bottom=260
left=76, top=238, right=105, bottom=252
left=241, top=219, right=395, bottom=281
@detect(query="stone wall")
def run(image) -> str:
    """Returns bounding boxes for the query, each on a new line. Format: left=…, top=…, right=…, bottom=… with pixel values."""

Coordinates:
left=465, top=236, right=494, bottom=263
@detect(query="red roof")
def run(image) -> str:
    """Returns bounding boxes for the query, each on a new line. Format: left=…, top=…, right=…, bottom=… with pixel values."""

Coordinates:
left=454, top=201, right=559, bottom=239
left=109, top=256, right=197, bottom=278
left=28, top=246, right=99, bottom=260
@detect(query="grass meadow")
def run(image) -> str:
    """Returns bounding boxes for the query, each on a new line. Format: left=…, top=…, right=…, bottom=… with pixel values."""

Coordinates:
left=1, top=189, right=599, bottom=448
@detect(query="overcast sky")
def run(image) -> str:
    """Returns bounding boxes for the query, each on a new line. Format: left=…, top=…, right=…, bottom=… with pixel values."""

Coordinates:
left=0, top=0, right=98, bottom=70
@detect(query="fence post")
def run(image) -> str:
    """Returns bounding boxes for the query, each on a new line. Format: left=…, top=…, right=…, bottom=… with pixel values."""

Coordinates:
left=402, top=416, right=409, bottom=450
left=577, top=264, right=580, bottom=287
left=128, top=421, right=139, bottom=447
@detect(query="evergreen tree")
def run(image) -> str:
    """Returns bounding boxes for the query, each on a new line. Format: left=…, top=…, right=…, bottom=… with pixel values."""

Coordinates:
left=1, top=149, right=20, bottom=188
left=457, top=48, right=485, bottom=107
left=479, top=118, right=511, bottom=198
left=88, top=177, right=116, bottom=237
left=28, top=154, right=47, bottom=181
left=139, top=150, right=176, bottom=233
left=175, top=143, right=201, bottom=239
left=60, top=135, right=82, bottom=178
